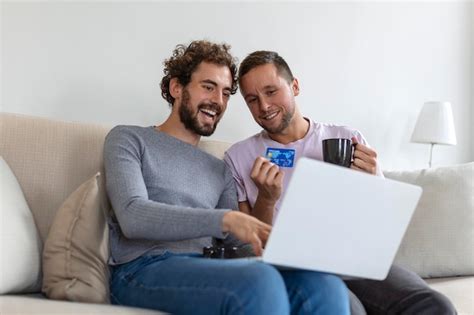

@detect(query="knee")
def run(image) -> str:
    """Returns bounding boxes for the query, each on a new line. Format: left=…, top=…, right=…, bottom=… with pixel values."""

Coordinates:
left=298, top=273, right=350, bottom=314
left=311, top=273, right=348, bottom=299
left=429, top=291, right=456, bottom=315
left=318, top=274, right=350, bottom=314
left=232, top=263, right=289, bottom=314
left=395, top=289, right=457, bottom=315
left=245, top=263, right=287, bottom=296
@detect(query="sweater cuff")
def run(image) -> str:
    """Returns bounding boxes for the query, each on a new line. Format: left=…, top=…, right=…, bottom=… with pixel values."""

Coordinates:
left=210, top=209, right=232, bottom=239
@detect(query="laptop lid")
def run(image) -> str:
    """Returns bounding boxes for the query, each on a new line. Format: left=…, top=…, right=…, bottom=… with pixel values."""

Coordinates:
left=262, top=157, right=422, bottom=280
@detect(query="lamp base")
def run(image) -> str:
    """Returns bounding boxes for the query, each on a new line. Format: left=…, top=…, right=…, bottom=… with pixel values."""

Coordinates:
left=429, top=143, right=434, bottom=168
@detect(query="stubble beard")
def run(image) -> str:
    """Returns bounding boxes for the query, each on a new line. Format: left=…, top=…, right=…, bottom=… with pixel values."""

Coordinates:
left=261, top=106, right=294, bottom=135
left=178, top=89, right=221, bottom=137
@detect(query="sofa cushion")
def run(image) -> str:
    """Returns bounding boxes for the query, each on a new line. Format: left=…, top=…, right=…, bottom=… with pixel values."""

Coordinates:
left=197, top=140, right=231, bottom=159
left=0, top=157, right=42, bottom=294
left=425, top=276, right=474, bottom=315
left=42, top=173, right=109, bottom=303
left=384, top=163, right=474, bottom=278
left=0, top=112, right=112, bottom=244
left=0, top=294, right=164, bottom=314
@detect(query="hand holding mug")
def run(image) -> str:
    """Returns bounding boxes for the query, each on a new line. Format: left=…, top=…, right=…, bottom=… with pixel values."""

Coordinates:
left=322, top=137, right=378, bottom=175
left=350, top=137, right=378, bottom=175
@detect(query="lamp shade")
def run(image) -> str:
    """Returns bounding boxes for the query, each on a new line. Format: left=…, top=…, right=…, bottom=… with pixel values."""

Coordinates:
left=411, top=101, right=457, bottom=145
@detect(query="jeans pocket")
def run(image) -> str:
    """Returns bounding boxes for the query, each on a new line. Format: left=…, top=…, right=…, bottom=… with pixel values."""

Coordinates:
left=114, top=252, right=171, bottom=284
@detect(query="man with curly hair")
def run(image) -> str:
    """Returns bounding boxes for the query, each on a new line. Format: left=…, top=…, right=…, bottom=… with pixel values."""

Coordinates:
left=104, top=40, right=350, bottom=315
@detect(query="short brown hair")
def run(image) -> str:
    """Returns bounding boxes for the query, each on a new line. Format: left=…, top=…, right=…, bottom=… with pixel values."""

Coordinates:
left=161, top=40, right=238, bottom=106
left=238, top=51, right=294, bottom=83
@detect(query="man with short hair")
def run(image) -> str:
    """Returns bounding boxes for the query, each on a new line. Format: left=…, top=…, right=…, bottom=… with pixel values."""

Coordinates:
left=104, top=41, right=350, bottom=315
left=224, top=50, right=456, bottom=314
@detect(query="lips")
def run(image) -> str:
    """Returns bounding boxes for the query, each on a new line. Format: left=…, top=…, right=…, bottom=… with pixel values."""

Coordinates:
left=261, top=110, right=279, bottom=121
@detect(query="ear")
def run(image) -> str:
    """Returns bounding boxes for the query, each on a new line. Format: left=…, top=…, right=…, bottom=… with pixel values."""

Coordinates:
left=169, top=78, right=183, bottom=103
left=291, top=78, right=300, bottom=96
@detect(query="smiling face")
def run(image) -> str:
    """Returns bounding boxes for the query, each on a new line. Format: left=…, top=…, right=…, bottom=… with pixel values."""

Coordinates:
left=239, top=63, right=299, bottom=135
left=174, top=62, right=233, bottom=136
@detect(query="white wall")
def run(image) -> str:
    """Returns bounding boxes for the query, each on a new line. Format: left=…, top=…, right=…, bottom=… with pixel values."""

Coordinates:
left=2, top=1, right=472, bottom=170
left=472, top=1, right=474, bottom=163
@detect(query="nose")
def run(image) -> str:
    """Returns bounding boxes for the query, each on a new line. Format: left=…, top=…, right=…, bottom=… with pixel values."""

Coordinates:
left=258, top=97, right=271, bottom=112
left=211, top=90, right=225, bottom=107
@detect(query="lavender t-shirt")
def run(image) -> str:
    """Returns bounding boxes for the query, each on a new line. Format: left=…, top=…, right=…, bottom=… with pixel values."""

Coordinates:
left=224, top=119, right=383, bottom=222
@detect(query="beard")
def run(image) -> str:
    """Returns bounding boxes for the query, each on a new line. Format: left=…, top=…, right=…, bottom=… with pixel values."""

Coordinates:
left=179, top=89, right=222, bottom=137
left=260, top=107, right=294, bottom=134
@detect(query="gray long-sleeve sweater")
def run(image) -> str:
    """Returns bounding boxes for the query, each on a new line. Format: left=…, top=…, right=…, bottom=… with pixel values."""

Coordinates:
left=104, top=125, right=238, bottom=265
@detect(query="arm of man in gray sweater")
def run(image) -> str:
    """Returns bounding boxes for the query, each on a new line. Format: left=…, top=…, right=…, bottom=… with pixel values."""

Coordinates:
left=104, top=126, right=231, bottom=242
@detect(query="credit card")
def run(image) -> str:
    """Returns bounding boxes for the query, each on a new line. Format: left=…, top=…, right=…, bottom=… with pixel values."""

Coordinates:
left=265, top=148, right=296, bottom=168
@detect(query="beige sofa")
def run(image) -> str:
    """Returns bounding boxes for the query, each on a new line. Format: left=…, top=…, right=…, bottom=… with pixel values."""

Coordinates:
left=0, top=112, right=472, bottom=314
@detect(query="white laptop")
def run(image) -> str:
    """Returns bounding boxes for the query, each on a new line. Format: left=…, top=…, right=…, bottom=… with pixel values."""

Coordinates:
left=252, top=157, right=422, bottom=280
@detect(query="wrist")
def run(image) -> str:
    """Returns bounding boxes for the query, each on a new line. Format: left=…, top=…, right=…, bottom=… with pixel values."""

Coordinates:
left=221, top=211, right=236, bottom=233
left=256, top=193, right=278, bottom=207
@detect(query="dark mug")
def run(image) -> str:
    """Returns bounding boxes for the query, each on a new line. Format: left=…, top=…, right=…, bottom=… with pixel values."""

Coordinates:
left=322, top=138, right=354, bottom=168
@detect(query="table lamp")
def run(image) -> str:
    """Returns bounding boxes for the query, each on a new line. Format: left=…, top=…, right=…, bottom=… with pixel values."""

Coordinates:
left=411, top=101, right=457, bottom=167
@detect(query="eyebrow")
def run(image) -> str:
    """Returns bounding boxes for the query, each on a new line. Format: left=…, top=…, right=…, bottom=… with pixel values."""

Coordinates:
left=244, top=85, right=277, bottom=99
left=201, top=79, right=232, bottom=93
left=262, top=84, right=277, bottom=90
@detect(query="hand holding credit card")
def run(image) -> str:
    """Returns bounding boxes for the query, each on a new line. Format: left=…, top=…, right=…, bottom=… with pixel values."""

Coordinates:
left=265, top=148, right=296, bottom=168
left=250, top=155, right=285, bottom=207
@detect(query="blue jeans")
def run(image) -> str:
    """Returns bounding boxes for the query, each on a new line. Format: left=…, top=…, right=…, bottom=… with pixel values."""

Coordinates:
left=110, top=252, right=350, bottom=315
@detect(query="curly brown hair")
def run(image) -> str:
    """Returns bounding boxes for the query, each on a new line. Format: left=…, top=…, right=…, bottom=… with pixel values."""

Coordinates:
left=160, top=40, right=238, bottom=106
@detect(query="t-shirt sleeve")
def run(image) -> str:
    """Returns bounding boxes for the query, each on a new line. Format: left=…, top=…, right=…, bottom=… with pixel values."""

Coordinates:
left=351, top=129, right=385, bottom=178
left=223, top=150, right=249, bottom=202
left=104, top=126, right=229, bottom=241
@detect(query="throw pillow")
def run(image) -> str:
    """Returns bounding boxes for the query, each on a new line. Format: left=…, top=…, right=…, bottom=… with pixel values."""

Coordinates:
left=0, top=156, right=42, bottom=294
left=385, top=163, right=474, bottom=278
left=42, top=173, right=110, bottom=303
